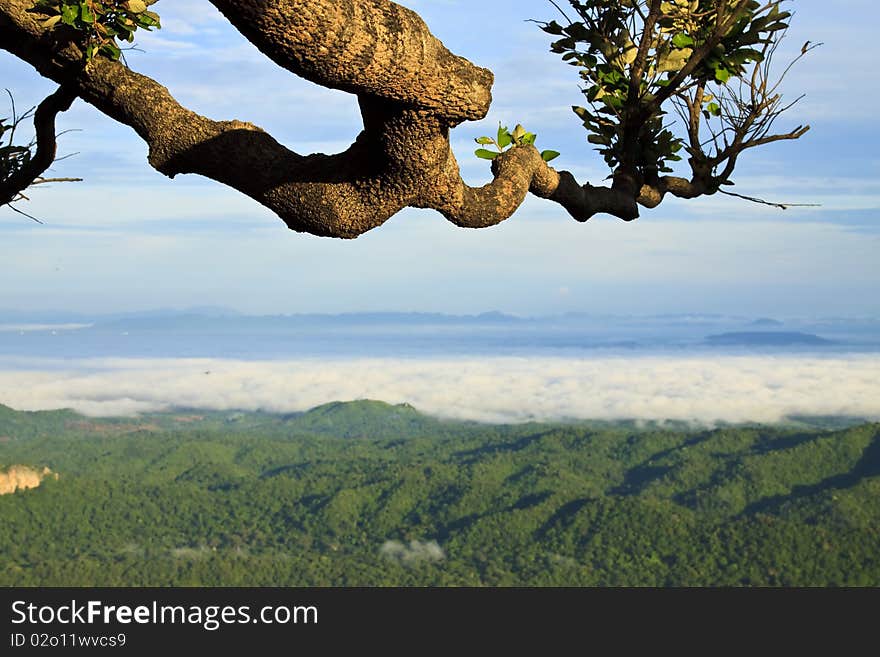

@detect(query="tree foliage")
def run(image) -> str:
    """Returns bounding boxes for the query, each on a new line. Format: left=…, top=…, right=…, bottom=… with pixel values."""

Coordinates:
left=541, top=0, right=812, bottom=200
left=33, top=0, right=161, bottom=61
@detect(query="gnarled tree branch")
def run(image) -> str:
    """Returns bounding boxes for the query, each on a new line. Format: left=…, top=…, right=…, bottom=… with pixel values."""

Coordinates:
left=209, top=0, right=493, bottom=125
left=0, top=0, right=811, bottom=237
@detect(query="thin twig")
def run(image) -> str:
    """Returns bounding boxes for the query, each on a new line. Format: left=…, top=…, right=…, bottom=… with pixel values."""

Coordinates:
left=6, top=203, right=44, bottom=223
left=547, top=0, right=573, bottom=24
left=719, top=188, right=820, bottom=210
left=30, top=177, right=83, bottom=185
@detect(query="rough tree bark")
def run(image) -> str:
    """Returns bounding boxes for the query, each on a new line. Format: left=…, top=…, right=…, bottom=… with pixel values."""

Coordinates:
left=0, top=0, right=803, bottom=237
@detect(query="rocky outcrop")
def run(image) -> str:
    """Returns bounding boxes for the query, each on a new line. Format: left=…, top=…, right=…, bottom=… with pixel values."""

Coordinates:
left=0, top=465, right=58, bottom=495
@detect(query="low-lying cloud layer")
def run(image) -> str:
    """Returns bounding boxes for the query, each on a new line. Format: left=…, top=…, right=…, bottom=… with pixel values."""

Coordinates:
left=1, top=355, right=878, bottom=424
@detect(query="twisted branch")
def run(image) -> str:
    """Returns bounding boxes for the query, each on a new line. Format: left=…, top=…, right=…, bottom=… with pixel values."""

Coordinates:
left=0, top=0, right=813, bottom=237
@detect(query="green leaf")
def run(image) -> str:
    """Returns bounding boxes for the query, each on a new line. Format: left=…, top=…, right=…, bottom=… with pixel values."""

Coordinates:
left=540, top=150, right=560, bottom=163
left=671, top=33, right=694, bottom=48
left=80, top=4, right=96, bottom=24
left=474, top=136, right=494, bottom=146
left=497, top=124, right=512, bottom=150
left=126, top=0, right=148, bottom=13
left=61, top=4, right=78, bottom=25
left=714, top=67, right=731, bottom=83
left=99, top=41, right=122, bottom=61
left=540, top=20, right=565, bottom=36
left=137, top=11, right=161, bottom=28
left=475, top=149, right=500, bottom=160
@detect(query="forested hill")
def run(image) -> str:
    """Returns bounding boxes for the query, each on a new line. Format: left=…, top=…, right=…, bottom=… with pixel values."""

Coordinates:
left=0, top=401, right=878, bottom=586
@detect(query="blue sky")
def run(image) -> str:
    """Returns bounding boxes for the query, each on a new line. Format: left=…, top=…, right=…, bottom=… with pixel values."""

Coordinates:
left=1, top=0, right=877, bottom=317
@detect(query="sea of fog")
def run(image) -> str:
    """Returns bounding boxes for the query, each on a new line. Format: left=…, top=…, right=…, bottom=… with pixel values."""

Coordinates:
left=1, top=312, right=879, bottom=424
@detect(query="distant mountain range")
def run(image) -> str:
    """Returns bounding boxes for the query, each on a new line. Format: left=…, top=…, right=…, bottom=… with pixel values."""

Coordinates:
left=705, top=332, right=834, bottom=347
left=0, top=399, right=871, bottom=440
left=0, top=399, right=412, bottom=439
left=1, top=307, right=878, bottom=330
left=1, top=310, right=877, bottom=357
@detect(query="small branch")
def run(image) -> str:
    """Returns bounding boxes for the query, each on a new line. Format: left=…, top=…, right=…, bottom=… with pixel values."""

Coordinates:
left=6, top=203, right=44, bottom=223
left=0, top=84, right=77, bottom=206
left=29, top=176, right=83, bottom=185
left=629, top=1, right=662, bottom=96
left=547, top=0, right=573, bottom=24
left=718, top=189, right=821, bottom=210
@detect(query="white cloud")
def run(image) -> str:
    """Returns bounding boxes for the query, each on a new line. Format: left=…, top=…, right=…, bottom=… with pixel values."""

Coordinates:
left=1, top=354, right=878, bottom=425
left=380, top=540, right=445, bottom=565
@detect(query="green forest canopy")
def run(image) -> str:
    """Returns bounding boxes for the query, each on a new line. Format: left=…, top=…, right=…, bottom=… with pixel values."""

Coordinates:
left=1, top=400, right=878, bottom=586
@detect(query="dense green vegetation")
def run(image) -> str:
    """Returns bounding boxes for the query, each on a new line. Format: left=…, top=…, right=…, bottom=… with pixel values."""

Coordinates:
left=1, top=401, right=878, bottom=586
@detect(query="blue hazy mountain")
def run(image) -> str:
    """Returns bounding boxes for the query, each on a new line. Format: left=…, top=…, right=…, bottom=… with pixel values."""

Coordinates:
left=0, top=310, right=877, bottom=360
left=750, top=318, right=785, bottom=327
left=705, top=332, right=834, bottom=347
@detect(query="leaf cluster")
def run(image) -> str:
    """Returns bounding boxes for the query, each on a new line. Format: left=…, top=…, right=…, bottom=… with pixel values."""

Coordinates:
left=33, top=0, right=161, bottom=62
left=539, top=1, right=791, bottom=176
left=475, top=123, right=561, bottom=163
